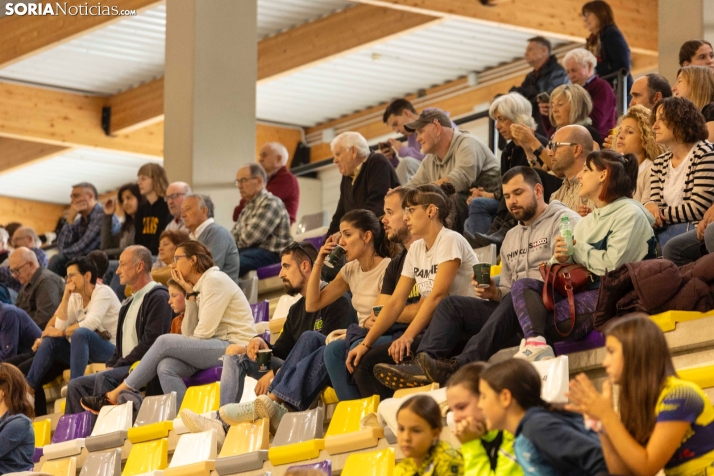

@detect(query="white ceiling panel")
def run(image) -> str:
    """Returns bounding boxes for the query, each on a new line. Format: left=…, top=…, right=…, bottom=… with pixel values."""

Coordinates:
left=0, top=149, right=162, bottom=204
left=257, top=0, right=353, bottom=38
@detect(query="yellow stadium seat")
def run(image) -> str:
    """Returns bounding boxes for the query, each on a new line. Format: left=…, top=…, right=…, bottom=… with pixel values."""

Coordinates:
left=322, top=386, right=339, bottom=405
left=122, top=438, right=169, bottom=476
left=129, top=360, right=140, bottom=373
left=179, top=382, right=221, bottom=414
left=491, top=263, right=502, bottom=277
left=679, top=364, right=714, bottom=389
left=342, top=448, right=395, bottom=476
left=650, top=310, right=714, bottom=332
left=41, top=457, right=77, bottom=476
left=43, top=374, right=64, bottom=390
left=34, top=418, right=52, bottom=447
left=324, top=395, right=383, bottom=455
left=393, top=382, right=440, bottom=399
left=219, top=418, right=270, bottom=458
left=268, top=407, right=325, bottom=466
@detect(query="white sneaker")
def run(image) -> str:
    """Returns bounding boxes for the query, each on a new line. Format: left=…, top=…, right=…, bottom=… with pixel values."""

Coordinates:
left=179, top=409, right=226, bottom=449
left=513, top=339, right=555, bottom=361
left=254, top=395, right=289, bottom=434
left=61, top=385, right=68, bottom=398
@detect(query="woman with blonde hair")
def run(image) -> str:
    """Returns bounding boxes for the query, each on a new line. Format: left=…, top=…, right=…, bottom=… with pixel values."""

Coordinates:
left=613, top=105, right=666, bottom=204
left=135, top=162, right=173, bottom=255
left=672, top=65, right=714, bottom=140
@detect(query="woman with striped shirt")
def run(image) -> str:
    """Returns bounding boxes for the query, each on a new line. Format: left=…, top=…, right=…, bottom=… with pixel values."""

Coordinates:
left=645, top=97, right=714, bottom=247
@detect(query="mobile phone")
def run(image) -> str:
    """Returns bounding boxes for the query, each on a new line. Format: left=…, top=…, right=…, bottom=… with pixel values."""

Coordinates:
left=378, top=142, right=390, bottom=150
left=536, top=92, right=550, bottom=103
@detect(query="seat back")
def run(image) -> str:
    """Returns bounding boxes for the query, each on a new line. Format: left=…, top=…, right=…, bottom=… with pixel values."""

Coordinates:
left=41, top=456, right=77, bottom=476
left=272, top=406, right=325, bottom=447
left=79, top=448, right=121, bottom=476
left=250, top=300, right=270, bottom=323
left=393, top=383, right=440, bottom=399
left=296, top=211, right=329, bottom=235
left=90, top=402, right=133, bottom=437
left=168, top=430, right=217, bottom=468
left=121, top=438, right=168, bottom=476
left=51, top=411, right=94, bottom=444
left=178, top=382, right=220, bottom=414
left=286, top=460, right=332, bottom=475
left=325, top=395, right=380, bottom=438
left=219, top=418, right=269, bottom=458
left=34, top=418, right=52, bottom=447
left=342, top=448, right=394, bottom=476
left=273, top=294, right=302, bottom=320
left=182, top=366, right=223, bottom=387
left=473, top=244, right=498, bottom=265
left=134, top=392, right=176, bottom=427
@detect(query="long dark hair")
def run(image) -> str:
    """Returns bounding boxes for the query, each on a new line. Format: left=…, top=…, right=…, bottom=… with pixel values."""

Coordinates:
left=402, top=183, right=455, bottom=229
left=585, top=150, right=639, bottom=203
left=606, top=314, right=676, bottom=444
left=397, top=395, right=443, bottom=431
left=480, top=359, right=547, bottom=411
left=0, top=363, right=34, bottom=419
left=582, top=0, right=615, bottom=29
left=340, top=209, right=390, bottom=258
left=117, top=182, right=143, bottom=234
left=679, top=40, right=713, bottom=66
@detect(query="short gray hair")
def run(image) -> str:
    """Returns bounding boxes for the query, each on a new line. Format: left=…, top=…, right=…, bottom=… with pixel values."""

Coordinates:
left=489, top=93, right=537, bottom=129
left=563, top=48, right=597, bottom=70
left=129, top=245, right=153, bottom=274
left=331, top=132, right=370, bottom=159
left=264, top=142, right=289, bottom=165
left=0, top=228, right=8, bottom=247
left=185, top=194, right=215, bottom=218
left=242, top=163, right=267, bottom=185
left=13, top=226, right=40, bottom=247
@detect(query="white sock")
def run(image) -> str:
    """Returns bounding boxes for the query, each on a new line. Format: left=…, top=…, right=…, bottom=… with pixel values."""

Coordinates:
left=526, top=336, right=547, bottom=345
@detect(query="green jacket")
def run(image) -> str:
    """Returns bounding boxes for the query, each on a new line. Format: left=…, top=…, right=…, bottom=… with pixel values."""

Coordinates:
left=396, top=440, right=464, bottom=476
left=461, top=431, right=523, bottom=476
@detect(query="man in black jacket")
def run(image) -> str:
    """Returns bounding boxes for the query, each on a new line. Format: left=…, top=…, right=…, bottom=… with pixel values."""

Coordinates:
left=65, top=246, right=173, bottom=414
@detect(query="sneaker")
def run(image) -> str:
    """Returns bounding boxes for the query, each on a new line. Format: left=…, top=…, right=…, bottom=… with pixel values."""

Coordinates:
left=60, top=385, right=68, bottom=398
left=373, top=362, right=430, bottom=390
left=513, top=339, right=555, bottom=361
left=80, top=394, right=115, bottom=415
left=218, top=400, right=260, bottom=426
left=180, top=409, right=225, bottom=449
left=416, top=353, right=459, bottom=386
left=254, top=395, right=289, bottom=434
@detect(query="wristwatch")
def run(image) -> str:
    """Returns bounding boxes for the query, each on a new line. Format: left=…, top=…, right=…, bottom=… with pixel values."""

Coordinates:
left=533, top=145, right=544, bottom=158
left=186, top=291, right=199, bottom=299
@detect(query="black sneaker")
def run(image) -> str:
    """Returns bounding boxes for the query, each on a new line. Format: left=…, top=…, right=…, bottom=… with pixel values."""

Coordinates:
left=416, top=352, right=459, bottom=386
left=373, top=362, right=430, bottom=390
left=80, top=394, right=115, bottom=415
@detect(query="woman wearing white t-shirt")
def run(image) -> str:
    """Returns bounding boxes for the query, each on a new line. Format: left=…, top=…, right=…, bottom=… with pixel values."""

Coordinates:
left=645, top=97, right=714, bottom=246
left=347, top=183, right=479, bottom=382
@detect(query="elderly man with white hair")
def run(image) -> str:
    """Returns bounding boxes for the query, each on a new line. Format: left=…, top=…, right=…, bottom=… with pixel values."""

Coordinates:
left=0, top=227, right=49, bottom=292
left=233, top=142, right=300, bottom=225
left=326, top=132, right=399, bottom=237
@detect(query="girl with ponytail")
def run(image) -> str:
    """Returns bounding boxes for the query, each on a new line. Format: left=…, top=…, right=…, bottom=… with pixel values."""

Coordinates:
left=479, top=359, right=606, bottom=476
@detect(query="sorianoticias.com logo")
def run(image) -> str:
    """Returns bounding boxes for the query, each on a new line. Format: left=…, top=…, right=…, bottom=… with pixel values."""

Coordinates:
left=5, top=2, right=137, bottom=16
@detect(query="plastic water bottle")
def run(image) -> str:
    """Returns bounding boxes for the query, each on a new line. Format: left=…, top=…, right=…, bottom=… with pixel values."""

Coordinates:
left=560, top=216, right=574, bottom=256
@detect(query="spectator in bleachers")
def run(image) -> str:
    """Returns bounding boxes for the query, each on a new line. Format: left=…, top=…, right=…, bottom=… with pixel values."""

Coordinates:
left=66, top=246, right=172, bottom=415
left=87, top=250, right=110, bottom=285
left=646, top=97, right=714, bottom=246
left=0, top=227, right=47, bottom=292
left=479, top=359, right=607, bottom=475
left=561, top=48, right=616, bottom=139
left=151, top=229, right=190, bottom=286
left=8, top=248, right=64, bottom=332
left=347, top=184, right=480, bottom=395
left=101, top=183, right=142, bottom=257
left=24, top=257, right=120, bottom=390
left=546, top=125, right=596, bottom=213
left=510, top=150, right=655, bottom=361
left=612, top=105, right=666, bottom=204
left=2, top=223, right=22, bottom=248
left=0, top=304, right=40, bottom=363
left=49, top=182, right=118, bottom=277
left=395, top=395, right=463, bottom=476
left=83, top=241, right=256, bottom=412
left=374, top=168, right=579, bottom=388
left=134, top=163, right=172, bottom=256
left=182, top=194, right=241, bottom=283
left=567, top=315, right=714, bottom=475
left=628, top=74, right=672, bottom=110
left=178, top=242, right=356, bottom=440
left=679, top=39, right=714, bottom=68
left=233, top=143, right=300, bottom=225
left=672, top=65, right=714, bottom=140
left=165, top=182, right=191, bottom=233
left=0, top=363, right=35, bottom=474
left=0, top=229, right=9, bottom=268
left=445, top=363, right=522, bottom=476
left=538, top=84, right=604, bottom=154
left=167, top=278, right=186, bottom=334
left=326, top=132, right=400, bottom=238
left=583, top=0, right=632, bottom=93
left=510, top=36, right=569, bottom=136
left=231, top=164, right=292, bottom=276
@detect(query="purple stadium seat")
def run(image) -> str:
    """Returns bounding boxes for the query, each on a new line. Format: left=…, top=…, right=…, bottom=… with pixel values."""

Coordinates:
left=250, top=300, right=270, bottom=323
left=52, top=411, right=94, bottom=444
left=287, top=460, right=332, bottom=475
left=256, top=263, right=282, bottom=280
left=33, top=447, right=44, bottom=463
left=303, top=235, right=326, bottom=250
left=554, top=331, right=605, bottom=355
left=183, top=366, right=223, bottom=387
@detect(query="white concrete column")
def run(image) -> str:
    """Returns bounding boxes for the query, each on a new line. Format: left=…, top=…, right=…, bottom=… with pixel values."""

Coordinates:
left=659, top=0, right=704, bottom=83
left=163, top=0, right=257, bottom=227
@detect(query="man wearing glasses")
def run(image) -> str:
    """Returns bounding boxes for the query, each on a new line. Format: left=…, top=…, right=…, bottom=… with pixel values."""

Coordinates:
left=164, top=182, right=192, bottom=233
left=0, top=227, right=49, bottom=293
left=546, top=125, right=597, bottom=215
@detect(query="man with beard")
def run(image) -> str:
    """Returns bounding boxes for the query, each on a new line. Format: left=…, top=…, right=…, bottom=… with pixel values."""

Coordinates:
left=374, top=167, right=580, bottom=388
left=214, top=241, right=356, bottom=407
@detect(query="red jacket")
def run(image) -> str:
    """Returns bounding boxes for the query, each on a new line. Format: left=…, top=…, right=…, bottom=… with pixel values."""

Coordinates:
left=233, top=166, right=299, bottom=224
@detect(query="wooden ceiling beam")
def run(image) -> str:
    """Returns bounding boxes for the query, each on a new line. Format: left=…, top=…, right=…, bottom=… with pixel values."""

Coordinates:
left=0, top=137, right=69, bottom=174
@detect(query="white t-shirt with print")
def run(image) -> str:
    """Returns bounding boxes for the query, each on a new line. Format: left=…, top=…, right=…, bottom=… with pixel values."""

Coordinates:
left=339, top=257, right=391, bottom=326
left=401, top=227, right=478, bottom=299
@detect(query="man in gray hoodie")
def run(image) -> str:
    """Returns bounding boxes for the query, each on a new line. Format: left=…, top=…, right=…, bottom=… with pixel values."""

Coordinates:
left=374, top=166, right=580, bottom=387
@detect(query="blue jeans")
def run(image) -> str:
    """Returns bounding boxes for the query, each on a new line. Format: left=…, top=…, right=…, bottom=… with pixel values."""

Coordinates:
left=324, top=336, right=392, bottom=401
left=220, top=353, right=284, bottom=406
left=26, top=328, right=116, bottom=387
left=124, top=334, right=230, bottom=407
left=238, top=248, right=280, bottom=277
left=65, top=366, right=130, bottom=414
left=663, top=223, right=714, bottom=266
left=656, top=222, right=692, bottom=248
left=465, top=197, right=500, bottom=235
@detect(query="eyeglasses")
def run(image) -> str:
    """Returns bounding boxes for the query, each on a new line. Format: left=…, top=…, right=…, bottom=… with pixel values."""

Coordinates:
left=403, top=204, right=438, bottom=217
left=173, top=254, right=188, bottom=264
left=547, top=141, right=579, bottom=153
left=166, top=193, right=185, bottom=201
left=235, top=177, right=257, bottom=187
left=10, top=262, right=30, bottom=277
